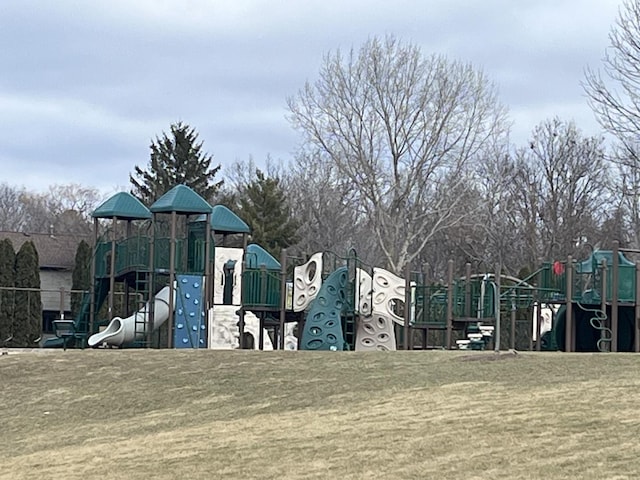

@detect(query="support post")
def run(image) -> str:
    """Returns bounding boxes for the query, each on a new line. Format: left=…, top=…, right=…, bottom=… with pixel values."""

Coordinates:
left=495, top=266, right=501, bottom=352
left=89, top=218, right=98, bottom=336
left=108, top=216, right=117, bottom=320
left=465, top=263, right=471, bottom=318
left=147, top=215, right=156, bottom=348
left=635, top=261, right=640, bottom=353
left=403, top=263, right=411, bottom=351
left=601, top=259, right=609, bottom=352
left=204, top=212, right=212, bottom=343
left=566, top=256, right=573, bottom=352
left=279, top=248, right=287, bottom=350
left=445, top=260, right=454, bottom=349
left=510, top=292, right=516, bottom=350
left=167, top=211, right=176, bottom=348
left=535, top=302, right=542, bottom=352
left=611, top=241, right=619, bottom=352
left=238, top=232, right=247, bottom=349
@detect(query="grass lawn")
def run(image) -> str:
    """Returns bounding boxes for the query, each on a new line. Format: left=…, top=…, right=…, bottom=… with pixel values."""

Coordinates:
left=1, top=349, right=639, bottom=479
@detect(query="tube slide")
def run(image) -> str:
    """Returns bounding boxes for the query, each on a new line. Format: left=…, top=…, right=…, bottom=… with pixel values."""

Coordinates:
left=88, top=286, right=174, bottom=347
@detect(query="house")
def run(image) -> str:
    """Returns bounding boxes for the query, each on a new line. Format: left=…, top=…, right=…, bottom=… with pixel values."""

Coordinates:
left=0, top=230, right=91, bottom=333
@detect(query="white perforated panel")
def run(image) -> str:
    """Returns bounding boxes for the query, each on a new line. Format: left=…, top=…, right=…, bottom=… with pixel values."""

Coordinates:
left=292, top=252, right=323, bottom=312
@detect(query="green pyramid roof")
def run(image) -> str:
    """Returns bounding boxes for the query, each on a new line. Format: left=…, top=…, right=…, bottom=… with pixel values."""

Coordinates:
left=92, top=192, right=152, bottom=220
left=211, top=205, right=250, bottom=233
left=192, top=205, right=250, bottom=234
left=245, top=244, right=280, bottom=270
left=150, top=185, right=213, bottom=214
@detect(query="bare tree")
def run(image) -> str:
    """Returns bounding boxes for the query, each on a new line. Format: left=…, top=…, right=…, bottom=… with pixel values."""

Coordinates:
left=610, top=144, right=640, bottom=248
left=0, top=184, right=27, bottom=231
left=512, top=119, right=611, bottom=265
left=467, top=148, right=525, bottom=275
left=584, top=0, right=640, bottom=147
left=583, top=0, right=640, bottom=246
left=17, top=184, right=102, bottom=235
left=283, top=151, right=379, bottom=264
left=287, top=36, right=508, bottom=274
left=412, top=147, right=526, bottom=280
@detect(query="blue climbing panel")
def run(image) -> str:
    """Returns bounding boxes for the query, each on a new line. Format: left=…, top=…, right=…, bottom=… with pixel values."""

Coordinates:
left=300, top=267, right=348, bottom=351
left=174, top=274, right=207, bottom=348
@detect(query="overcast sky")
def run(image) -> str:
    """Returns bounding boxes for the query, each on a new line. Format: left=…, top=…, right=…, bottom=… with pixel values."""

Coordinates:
left=0, top=0, right=622, bottom=195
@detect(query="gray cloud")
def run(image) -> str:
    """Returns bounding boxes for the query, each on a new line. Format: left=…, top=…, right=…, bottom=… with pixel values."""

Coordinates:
left=0, top=0, right=621, bottom=194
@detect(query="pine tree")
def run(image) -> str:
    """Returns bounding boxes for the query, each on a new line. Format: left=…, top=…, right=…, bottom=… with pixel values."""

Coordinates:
left=13, top=241, right=41, bottom=347
left=71, top=240, right=92, bottom=319
left=0, top=239, right=16, bottom=344
left=130, top=122, right=224, bottom=204
left=237, top=169, right=299, bottom=257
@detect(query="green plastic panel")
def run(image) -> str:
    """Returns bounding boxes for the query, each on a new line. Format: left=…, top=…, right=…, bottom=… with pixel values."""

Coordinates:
left=243, top=268, right=281, bottom=309
left=300, top=267, right=348, bottom=351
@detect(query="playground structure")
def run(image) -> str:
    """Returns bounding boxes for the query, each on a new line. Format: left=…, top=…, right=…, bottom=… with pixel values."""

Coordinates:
left=42, top=184, right=640, bottom=353
left=405, top=243, right=640, bottom=353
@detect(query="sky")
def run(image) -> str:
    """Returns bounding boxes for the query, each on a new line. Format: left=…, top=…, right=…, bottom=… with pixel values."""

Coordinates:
left=0, top=0, right=623, bottom=196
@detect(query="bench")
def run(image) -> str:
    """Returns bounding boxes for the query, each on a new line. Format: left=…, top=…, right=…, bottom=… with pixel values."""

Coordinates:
left=53, top=320, right=86, bottom=350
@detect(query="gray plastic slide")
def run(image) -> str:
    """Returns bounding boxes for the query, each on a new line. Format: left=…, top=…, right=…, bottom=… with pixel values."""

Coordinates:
left=88, top=286, right=174, bottom=347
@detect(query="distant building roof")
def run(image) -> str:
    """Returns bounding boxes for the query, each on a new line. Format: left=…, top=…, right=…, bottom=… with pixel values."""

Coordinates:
left=0, top=231, right=90, bottom=270
left=92, top=192, right=152, bottom=220
left=150, top=185, right=213, bottom=214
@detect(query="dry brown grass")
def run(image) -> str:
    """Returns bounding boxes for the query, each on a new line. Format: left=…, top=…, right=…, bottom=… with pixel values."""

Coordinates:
left=1, top=349, right=639, bottom=479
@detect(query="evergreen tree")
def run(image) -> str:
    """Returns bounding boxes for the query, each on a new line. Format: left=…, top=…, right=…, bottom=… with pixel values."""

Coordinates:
left=13, top=241, right=41, bottom=347
left=130, top=122, right=223, bottom=204
left=0, top=239, right=16, bottom=344
left=71, top=240, right=92, bottom=318
left=237, top=169, right=300, bottom=257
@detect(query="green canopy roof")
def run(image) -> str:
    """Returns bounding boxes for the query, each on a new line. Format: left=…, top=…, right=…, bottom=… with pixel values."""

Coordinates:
left=92, top=192, right=152, bottom=220
left=211, top=205, right=250, bottom=233
left=245, top=244, right=280, bottom=269
left=150, top=185, right=213, bottom=214
left=192, top=205, right=250, bottom=234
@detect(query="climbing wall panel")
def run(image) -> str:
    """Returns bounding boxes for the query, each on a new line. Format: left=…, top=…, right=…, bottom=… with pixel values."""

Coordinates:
left=293, top=252, right=323, bottom=312
left=300, top=267, right=348, bottom=351
left=173, top=275, right=207, bottom=349
left=355, top=313, right=397, bottom=351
